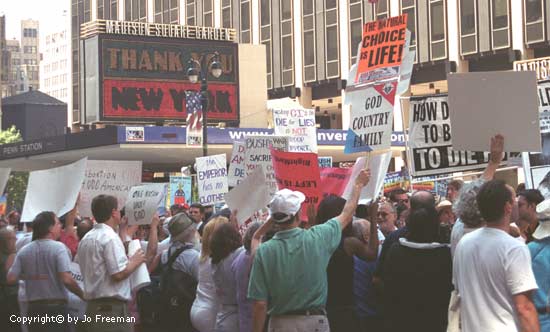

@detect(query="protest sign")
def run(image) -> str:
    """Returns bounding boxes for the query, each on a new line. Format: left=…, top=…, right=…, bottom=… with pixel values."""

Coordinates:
left=128, top=239, right=151, bottom=291
left=196, top=154, right=228, bottom=205
left=355, top=15, right=408, bottom=84
left=397, top=30, right=414, bottom=95
left=228, top=141, right=246, bottom=187
left=0, top=168, right=10, bottom=195
left=318, top=156, right=333, bottom=168
left=537, top=80, right=550, bottom=134
left=409, top=95, right=514, bottom=176
left=67, top=262, right=86, bottom=319
left=272, top=108, right=318, bottom=152
left=342, top=151, right=392, bottom=204
left=383, top=171, right=403, bottom=194
left=245, top=135, right=289, bottom=195
left=319, top=168, right=353, bottom=197
left=225, top=167, right=271, bottom=225
left=345, top=81, right=397, bottom=153
left=270, top=149, right=322, bottom=220
left=0, top=196, right=6, bottom=216
left=125, top=183, right=166, bottom=225
left=79, top=160, right=142, bottom=218
left=448, top=71, right=541, bottom=152
left=22, top=158, right=87, bottom=222
left=169, top=176, right=192, bottom=206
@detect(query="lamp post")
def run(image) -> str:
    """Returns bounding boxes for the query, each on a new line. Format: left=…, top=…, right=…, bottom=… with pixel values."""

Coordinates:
left=186, top=52, right=223, bottom=157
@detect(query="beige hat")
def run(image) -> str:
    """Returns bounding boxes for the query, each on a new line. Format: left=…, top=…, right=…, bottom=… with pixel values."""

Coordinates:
left=436, top=200, right=453, bottom=212
left=533, top=199, right=550, bottom=240
left=168, top=213, right=195, bottom=239
left=269, top=189, right=306, bottom=223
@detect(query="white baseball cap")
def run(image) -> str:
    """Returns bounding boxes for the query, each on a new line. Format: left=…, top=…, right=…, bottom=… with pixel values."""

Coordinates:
left=269, top=189, right=306, bottom=223
left=534, top=199, right=550, bottom=240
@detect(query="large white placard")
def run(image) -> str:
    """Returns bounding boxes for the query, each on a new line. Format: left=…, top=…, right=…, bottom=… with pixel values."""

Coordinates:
left=0, top=168, right=11, bottom=195
left=79, top=160, right=142, bottom=218
left=448, top=71, right=541, bottom=152
left=272, top=108, right=318, bottom=152
left=196, top=154, right=228, bottom=205
left=22, top=158, right=87, bottom=222
left=342, top=151, right=392, bottom=204
left=244, top=135, right=289, bottom=195
left=125, top=183, right=166, bottom=225
left=227, top=141, right=246, bottom=187
left=225, top=167, right=271, bottom=225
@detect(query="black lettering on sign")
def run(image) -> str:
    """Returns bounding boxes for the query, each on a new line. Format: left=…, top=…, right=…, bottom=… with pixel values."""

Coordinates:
left=112, top=87, right=163, bottom=111
left=412, top=145, right=492, bottom=171
left=216, top=91, right=232, bottom=114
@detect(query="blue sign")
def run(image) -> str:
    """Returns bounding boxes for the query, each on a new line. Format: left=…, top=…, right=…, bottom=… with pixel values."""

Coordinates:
left=169, top=176, right=192, bottom=206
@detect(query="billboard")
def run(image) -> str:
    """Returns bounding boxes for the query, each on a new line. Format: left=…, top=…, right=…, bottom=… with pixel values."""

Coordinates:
left=82, top=34, right=239, bottom=124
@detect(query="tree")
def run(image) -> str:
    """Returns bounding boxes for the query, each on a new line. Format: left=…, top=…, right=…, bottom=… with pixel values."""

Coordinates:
left=0, top=126, right=28, bottom=212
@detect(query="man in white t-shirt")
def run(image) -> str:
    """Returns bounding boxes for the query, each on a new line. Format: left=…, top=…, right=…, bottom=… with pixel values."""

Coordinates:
left=454, top=179, right=540, bottom=332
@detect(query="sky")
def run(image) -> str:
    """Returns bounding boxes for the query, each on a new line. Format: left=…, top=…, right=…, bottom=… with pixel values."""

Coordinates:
left=1, top=0, right=68, bottom=41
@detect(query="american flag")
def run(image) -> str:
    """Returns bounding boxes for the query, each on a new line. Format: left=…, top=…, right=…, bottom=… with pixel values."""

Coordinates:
left=186, top=91, right=202, bottom=130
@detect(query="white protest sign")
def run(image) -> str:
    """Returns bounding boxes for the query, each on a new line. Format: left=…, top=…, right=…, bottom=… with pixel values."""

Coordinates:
left=22, top=158, right=87, bottom=222
left=272, top=108, right=318, bottom=152
left=0, top=168, right=11, bottom=195
left=225, top=167, right=271, bottom=225
left=448, top=71, right=541, bottom=152
left=128, top=239, right=151, bottom=291
left=244, top=135, right=289, bottom=195
left=397, top=31, right=414, bottom=95
left=342, top=151, right=392, bottom=204
left=79, top=160, right=142, bottom=218
left=196, top=154, right=228, bottom=205
left=125, top=183, right=166, bottom=225
left=228, top=141, right=246, bottom=187
left=537, top=80, right=550, bottom=134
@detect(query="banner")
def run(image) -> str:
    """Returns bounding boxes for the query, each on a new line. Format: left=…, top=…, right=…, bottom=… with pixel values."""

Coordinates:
left=169, top=176, right=192, bottom=206
left=125, top=183, right=166, bottom=225
left=342, top=151, right=392, bottom=204
left=22, top=158, right=87, bottom=222
left=408, top=95, right=509, bottom=176
left=345, top=81, right=397, bottom=153
left=225, top=167, right=271, bottom=225
left=355, top=15, right=407, bottom=84
left=396, top=30, right=414, bottom=95
left=272, top=108, right=318, bottom=152
left=270, top=149, right=322, bottom=220
left=79, top=160, right=142, bottom=218
left=228, top=141, right=246, bottom=187
left=383, top=171, right=403, bottom=194
left=319, top=168, right=352, bottom=198
left=186, top=91, right=203, bottom=147
left=196, top=154, right=228, bottom=205
left=318, top=157, right=333, bottom=168
left=244, top=136, right=289, bottom=195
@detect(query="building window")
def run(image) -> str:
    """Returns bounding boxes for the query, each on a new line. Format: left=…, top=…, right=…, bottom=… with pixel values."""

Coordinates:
left=349, top=0, right=362, bottom=65
left=203, top=0, right=213, bottom=27
left=98, top=0, right=118, bottom=20
left=325, top=0, right=339, bottom=78
left=401, top=0, right=417, bottom=62
left=525, top=0, right=545, bottom=43
left=491, top=0, right=510, bottom=49
left=126, top=0, right=147, bottom=22
left=281, top=0, right=294, bottom=86
left=459, top=0, right=477, bottom=55
left=186, top=0, right=196, bottom=25
left=303, top=0, right=316, bottom=82
left=376, top=0, right=390, bottom=20
left=155, top=0, right=179, bottom=24
left=429, top=0, right=447, bottom=60
left=221, top=0, right=232, bottom=28
left=260, top=0, right=272, bottom=89
left=240, top=0, right=251, bottom=43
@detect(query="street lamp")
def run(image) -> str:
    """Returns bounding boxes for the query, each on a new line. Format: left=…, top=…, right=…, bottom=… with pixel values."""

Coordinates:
left=186, top=52, right=223, bottom=157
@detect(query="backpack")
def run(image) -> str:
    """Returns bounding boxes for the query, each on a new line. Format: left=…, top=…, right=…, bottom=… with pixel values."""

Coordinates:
left=158, top=245, right=198, bottom=330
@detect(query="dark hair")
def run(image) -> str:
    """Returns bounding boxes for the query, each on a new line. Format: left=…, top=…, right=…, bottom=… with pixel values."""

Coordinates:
left=77, top=218, right=93, bottom=241
left=316, top=194, right=352, bottom=236
left=516, top=183, right=526, bottom=194
left=396, top=202, right=409, bottom=219
left=91, top=195, right=118, bottom=223
left=389, top=189, right=407, bottom=203
left=190, top=203, right=205, bottom=213
left=410, top=191, right=436, bottom=210
left=243, top=222, right=261, bottom=253
left=32, top=211, right=57, bottom=241
left=518, top=189, right=544, bottom=206
left=170, top=204, right=186, bottom=216
left=355, top=205, right=368, bottom=219
left=448, top=180, right=464, bottom=192
left=477, top=180, right=513, bottom=223
left=210, top=223, right=242, bottom=264
left=406, top=207, right=439, bottom=243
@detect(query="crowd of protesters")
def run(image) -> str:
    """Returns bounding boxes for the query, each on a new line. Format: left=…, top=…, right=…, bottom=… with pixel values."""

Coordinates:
left=0, top=134, right=548, bottom=332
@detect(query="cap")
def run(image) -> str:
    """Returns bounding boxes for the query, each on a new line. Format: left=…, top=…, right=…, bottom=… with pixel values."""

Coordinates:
left=436, top=200, right=453, bottom=212
left=534, top=199, right=550, bottom=240
left=269, top=189, right=306, bottom=223
left=168, top=213, right=194, bottom=238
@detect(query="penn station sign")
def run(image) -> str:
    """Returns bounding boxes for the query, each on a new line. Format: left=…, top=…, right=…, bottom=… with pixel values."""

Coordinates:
left=80, top=22, right=239, bottom=124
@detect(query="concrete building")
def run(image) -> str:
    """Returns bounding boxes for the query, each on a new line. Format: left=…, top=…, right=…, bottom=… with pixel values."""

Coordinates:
left=0, top=15, right=6, bottom=117
left=5, top=39, right=22, bottom=97
left=20, top=19, right=40, bottom=92
left=40, top=20, right=70, bottom=103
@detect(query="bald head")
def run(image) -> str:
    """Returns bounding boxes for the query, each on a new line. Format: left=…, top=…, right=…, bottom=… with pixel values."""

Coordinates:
left=410, top=191, right=435, bottom=211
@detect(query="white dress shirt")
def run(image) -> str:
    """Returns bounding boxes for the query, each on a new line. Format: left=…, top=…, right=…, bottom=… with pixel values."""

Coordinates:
left=76, top=223, right=131, bottom=301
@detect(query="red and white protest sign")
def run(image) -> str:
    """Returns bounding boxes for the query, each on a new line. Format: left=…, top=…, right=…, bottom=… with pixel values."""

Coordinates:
left=320, top=168, right=353, bottom=198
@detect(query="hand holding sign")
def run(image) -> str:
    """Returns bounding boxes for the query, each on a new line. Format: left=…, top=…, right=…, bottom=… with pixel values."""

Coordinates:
left=355, top=169, right=372, bottom=188
left=490, top=134, right=505, bottom=164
